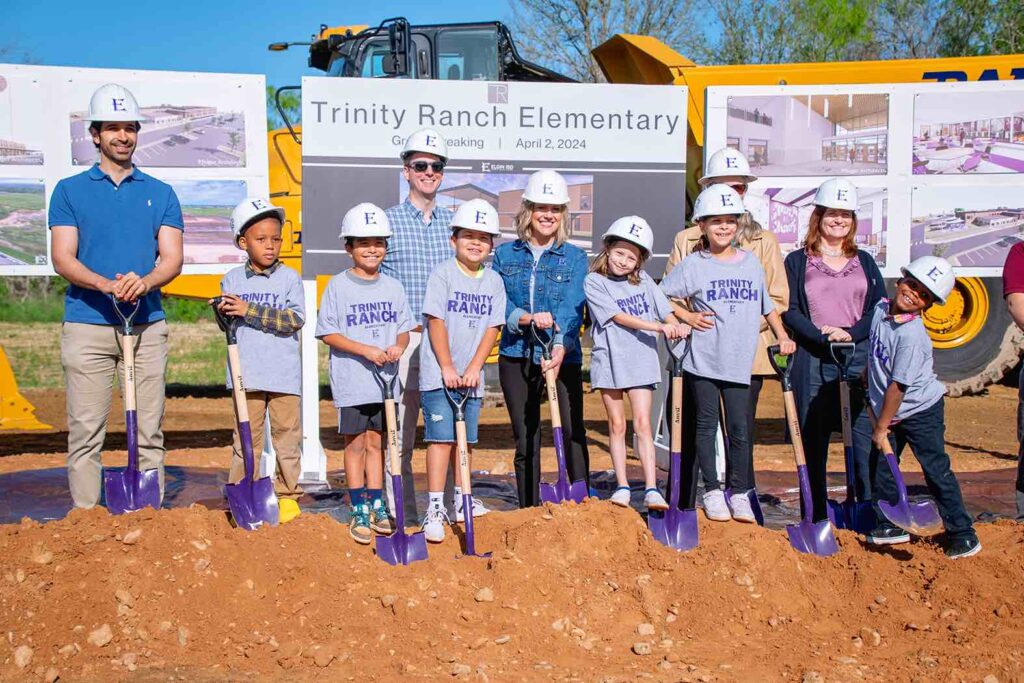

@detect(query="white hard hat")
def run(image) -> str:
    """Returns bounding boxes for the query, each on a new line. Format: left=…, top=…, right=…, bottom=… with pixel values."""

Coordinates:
left=602, top=216, right=654, bottom=254
left=814, top=178, right=859, bottom=211
left=522, top=170, right=570, bottom=205
left=901, top=255, right=955, bottom=304
left=401, top=128, right=448, bottom=162
left=452, top=199, right=501, bottom=236
left=692, top=184, right=745, bottom=221
left=340, top=202, right=391, bottom=239
left=699, top=147, right=757, bottom=185
left=86, top=83, right=146, bottom=126
left=230, top=197, right=285, bottom=242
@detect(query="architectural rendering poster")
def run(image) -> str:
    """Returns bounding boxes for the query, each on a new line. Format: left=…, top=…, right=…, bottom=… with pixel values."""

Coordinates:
left=706, top=81, right=1024, bottom=277
left=0, top=64, right=267, bottom=275
left=301, top=77, right=688, bottom=278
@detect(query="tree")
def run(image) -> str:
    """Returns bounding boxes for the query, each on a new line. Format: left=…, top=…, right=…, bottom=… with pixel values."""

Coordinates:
left=266, top=85, right=300, bottom=131
left=509, top=0, right=703, bottom=82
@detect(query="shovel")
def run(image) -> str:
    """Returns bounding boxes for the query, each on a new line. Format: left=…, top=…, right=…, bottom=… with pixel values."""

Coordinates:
left=103, top=296, right=162, bottom=514
left=648, top=338, right=699, bottom=551
left=446, top=387, right=491, bottom=558
left=769, top=345, right=839, bottom=557
left=867, top=405, right=944, bottom=536
left=211, top=297, right=279, bottom=531
left=828, top=343, right=876, bottom=533
left=374, top=364, right=429, bottom=566
left=532, top=324, right=588, bottom=504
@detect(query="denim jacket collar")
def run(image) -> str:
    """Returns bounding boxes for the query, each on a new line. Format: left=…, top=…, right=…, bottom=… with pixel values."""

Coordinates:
left=511, top=238, right=567, bottom=256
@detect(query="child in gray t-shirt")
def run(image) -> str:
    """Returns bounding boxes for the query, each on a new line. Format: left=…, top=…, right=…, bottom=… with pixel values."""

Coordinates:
left=865, top=256, right=977, bottom=558
left=585, top=216, right=688, bottom=513
left=658, top=185, right=795, bottom=525
left=316, top=203, right=412, bottom=545
left=418, top=199, right=507, bottom=544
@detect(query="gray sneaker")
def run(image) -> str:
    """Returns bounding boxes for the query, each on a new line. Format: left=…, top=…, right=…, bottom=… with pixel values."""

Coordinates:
left=422, top=506, right=450, bottom=543
left=702, top=489, right=730, bottom=522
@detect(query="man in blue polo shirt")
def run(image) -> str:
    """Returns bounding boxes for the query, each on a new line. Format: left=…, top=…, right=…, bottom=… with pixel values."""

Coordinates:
left=49, top=83, right=184, bottom=509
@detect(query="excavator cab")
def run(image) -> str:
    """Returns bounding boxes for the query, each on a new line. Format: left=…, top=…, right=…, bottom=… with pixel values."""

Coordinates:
left=304, top=17, right=572, bottom=83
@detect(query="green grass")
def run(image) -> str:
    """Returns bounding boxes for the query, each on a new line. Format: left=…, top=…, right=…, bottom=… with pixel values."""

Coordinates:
left=2, top=319, right=331, bottom=389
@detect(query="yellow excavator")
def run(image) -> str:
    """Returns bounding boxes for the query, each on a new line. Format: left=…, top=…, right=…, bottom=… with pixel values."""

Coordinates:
left=4, top=18, right=1023, bottom=429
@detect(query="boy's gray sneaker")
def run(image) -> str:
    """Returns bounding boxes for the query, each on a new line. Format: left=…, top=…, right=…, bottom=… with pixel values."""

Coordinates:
left=866, top=523, right=910, bottom=545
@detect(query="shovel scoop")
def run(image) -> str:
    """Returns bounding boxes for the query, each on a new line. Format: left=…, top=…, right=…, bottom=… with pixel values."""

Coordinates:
left=373, top=365, right=429, bottom=566
left=867, top=406, right=944, bottom=536
left=212, top=298, right=279, bottom=531
left=769, top=346, right=839, bottom=557
left=648, top=338, right=699, bottom=551
left=533, top=324, right=588, bottom=504
left=104, top=296, right=161, bottom=514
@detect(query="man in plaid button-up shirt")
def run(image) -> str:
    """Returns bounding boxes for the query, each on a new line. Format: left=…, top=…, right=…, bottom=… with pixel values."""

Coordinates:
left=382, top=128, right=455, bottom=521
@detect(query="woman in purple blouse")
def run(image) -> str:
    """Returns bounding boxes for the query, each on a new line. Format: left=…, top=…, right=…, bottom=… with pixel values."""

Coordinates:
left=782, top=178, right=886, bottom=524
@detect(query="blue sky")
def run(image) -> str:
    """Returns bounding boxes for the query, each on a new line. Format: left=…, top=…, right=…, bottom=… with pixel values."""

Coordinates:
left=4, top=1, right=513, bottom=87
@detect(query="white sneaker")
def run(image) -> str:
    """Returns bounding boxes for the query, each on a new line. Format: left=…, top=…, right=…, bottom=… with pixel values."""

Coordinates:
left=644, top=489, right=669, bottom=511
left=422, top=506, right=450, bottom=543
left=702, top=489, right=731, bottom=521
left=728, top=491, right=756, bottom=523
left=610, top=486, right=632, bottom=507
left=455, top=496, right=490, bottom=523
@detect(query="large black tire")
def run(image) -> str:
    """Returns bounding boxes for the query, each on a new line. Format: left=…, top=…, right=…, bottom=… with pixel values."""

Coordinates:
left=927, top=277, right=1023, bottom=396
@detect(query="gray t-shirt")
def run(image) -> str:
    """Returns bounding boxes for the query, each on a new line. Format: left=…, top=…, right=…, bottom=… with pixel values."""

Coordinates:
left=315, top=271, right=415, bottom=408
left=660, top=249, right=772, bottom=385
left=221, top=264, right=305, bottom=395
left=529, top=242, right=550, bottom=310
left=419, top=259, right=507, bottom=398
left=867, top=300, right=946, bottom=421
left=584, top=271, right=672, bottom=389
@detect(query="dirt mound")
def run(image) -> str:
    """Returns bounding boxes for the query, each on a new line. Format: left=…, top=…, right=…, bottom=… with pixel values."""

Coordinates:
left=2, top=502, right=1023, bottom=682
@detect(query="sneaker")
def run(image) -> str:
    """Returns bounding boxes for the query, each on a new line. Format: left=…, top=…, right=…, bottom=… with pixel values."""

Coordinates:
left=644, top=489, right=669, bottom=511
left=455, top=496, right=490, bottom=523
left=369, top=499, right=394, bottom=534
left=348, top=504, right=372, bottom=545
left=610, top=486, right=632, bottom=507
left=866, top=523, right=911, bottom=545
left=702, top=489, right=731, bottom=522
left=945, top=536, right=981, bottom=559
left=728, top=491, right=756, bottom=523
left=422, top=506, right=450, bottom=543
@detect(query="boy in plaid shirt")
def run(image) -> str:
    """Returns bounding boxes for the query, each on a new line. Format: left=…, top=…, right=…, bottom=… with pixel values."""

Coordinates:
left=214, top=197, right=305, bottom=523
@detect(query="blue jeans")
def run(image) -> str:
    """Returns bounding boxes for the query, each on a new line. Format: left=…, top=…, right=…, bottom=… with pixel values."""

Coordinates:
left=799, top=353, right=874, bottom=522
left=421, top=388, right=482, bottom=444
left=872, top=398, right=976, bottom=540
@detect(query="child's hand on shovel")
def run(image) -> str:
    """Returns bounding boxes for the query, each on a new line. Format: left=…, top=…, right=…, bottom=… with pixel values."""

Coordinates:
left=212, top=294, right=248, bottom=317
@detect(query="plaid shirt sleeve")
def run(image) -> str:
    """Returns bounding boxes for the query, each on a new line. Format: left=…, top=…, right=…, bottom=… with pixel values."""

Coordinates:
left=243, top=302, right=304, bottom=334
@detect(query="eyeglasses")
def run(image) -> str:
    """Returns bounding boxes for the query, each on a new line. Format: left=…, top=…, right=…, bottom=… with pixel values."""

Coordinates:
left=407, top=161, right=446, bottom=173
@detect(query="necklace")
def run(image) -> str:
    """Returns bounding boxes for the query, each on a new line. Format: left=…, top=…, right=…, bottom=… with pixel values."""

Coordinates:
left=820, top=244, right=844, bottom=257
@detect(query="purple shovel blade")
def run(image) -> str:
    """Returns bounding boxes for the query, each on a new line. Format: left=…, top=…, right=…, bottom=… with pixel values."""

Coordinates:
left=540, top=426, right=588, bottom=504
left=786, top=464, right=839, bottom=557
left=104, top=409, right=161, bottom=514
left=878, top=454, right=943, bottom=535
left=376, top=474, right=428, bottom=566
left=460, top=493, right=491, bottom=558
left=649, top=452, right=699, bottom=552
left=226, top=421, right=279, bottom=531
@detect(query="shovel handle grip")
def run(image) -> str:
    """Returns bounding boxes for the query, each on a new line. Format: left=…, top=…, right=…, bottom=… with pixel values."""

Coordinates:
left=828, top=342, right=856, bottom=379
left=110, top=295, right=141, bottom=335
left=210, top=296, right=242, bottom=344
left=767, top=344, right=793, bottom=390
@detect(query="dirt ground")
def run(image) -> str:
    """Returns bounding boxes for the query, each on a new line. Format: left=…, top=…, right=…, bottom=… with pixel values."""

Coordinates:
left=2, top=384, right=1023, bottom=681
left=2, top=382, right=1019, bottom=476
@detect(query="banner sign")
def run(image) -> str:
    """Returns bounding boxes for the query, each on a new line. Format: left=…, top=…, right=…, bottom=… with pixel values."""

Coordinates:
left=301, top=77, right=688, bottom=277
left=0, top=64, right=267, bottom=275
left=706, top=80, right=1024, bottom=277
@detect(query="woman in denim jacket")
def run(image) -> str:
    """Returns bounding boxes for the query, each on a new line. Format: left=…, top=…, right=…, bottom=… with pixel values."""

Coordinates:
left=493, top=170, right=590, bottom=507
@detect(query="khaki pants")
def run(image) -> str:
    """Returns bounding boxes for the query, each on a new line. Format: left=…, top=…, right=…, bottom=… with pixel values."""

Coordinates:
left=230, top=391, right=303, bottom=500
left=62, top=320, right=169, bottom=509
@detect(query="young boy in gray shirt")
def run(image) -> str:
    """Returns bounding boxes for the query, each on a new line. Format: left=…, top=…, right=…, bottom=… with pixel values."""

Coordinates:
left=865, top=256, right=979, bottom=559
left=216, top=197, right=305, bottom=524
left=317, top=204, right=413, bottom=545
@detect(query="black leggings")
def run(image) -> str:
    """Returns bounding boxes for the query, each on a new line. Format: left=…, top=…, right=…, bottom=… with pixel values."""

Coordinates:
left=498, top=357, right=590, bottom=507
left=688, top=373, right=752, bottom=491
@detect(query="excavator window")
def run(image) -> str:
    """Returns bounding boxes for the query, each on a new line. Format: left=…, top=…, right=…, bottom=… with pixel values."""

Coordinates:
left=436, top=27, right=500, bottom=81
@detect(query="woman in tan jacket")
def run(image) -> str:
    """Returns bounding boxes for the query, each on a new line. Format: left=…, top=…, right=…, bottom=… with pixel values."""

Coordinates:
left=663, top=147, right=789, bottom=520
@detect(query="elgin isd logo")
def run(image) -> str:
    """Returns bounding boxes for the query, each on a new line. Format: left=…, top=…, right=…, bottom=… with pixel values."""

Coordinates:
left=488, top=83, right=508, bottom=104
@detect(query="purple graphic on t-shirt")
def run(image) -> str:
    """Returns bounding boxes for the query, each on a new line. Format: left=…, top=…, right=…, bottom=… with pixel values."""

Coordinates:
left=615, top=293, right=650, bottom=317
left=346, top=301, right=399, bottom=326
